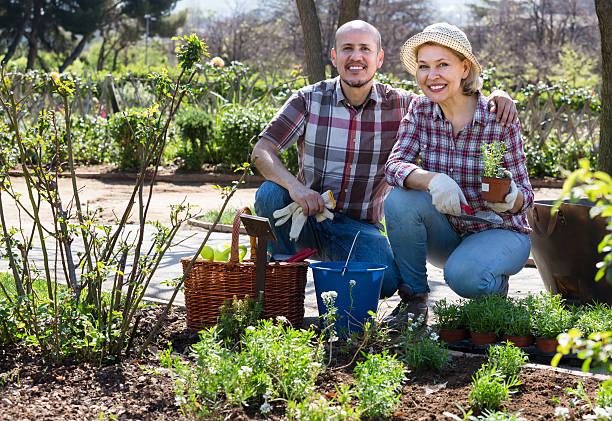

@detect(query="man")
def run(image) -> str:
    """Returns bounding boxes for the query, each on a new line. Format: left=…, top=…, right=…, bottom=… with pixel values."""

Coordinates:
left=251, top=20, right=517, bottom=320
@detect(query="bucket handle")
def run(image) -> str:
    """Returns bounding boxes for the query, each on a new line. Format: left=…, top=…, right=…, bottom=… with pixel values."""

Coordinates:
left=532, top=206, right=562, bottom=237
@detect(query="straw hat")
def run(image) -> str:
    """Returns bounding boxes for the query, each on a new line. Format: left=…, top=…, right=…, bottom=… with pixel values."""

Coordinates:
left=400, top=22, right=482, bottom=76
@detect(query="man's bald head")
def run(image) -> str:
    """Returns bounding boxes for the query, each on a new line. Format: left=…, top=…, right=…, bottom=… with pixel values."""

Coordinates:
left=335, top=20, right=382, bottom=52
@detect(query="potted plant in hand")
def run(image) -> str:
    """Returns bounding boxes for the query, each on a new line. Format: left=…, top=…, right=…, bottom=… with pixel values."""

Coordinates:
left=480, top=141, right=511, bottom=203
left=432, top=298, right=468, bottom=342
left=531, top=292, right=576, bottom=353
left=501, top=298, right=534, bottom=347
left=464, top=294, right=507, bottom=345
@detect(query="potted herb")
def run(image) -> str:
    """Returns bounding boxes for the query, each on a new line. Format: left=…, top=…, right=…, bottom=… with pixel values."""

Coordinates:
left=530, top=292, right=575, bottom=353
left=501, top=298, right=534, bottom=347
left=480, top=141, right=511, bottom=203
left=464, top=295, right=507, bottom=345
left=432, top=298, right=468, bottom=342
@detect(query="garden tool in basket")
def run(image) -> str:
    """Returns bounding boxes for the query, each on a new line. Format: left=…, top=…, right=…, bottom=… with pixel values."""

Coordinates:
left=273, top=190, right=336, bottom=241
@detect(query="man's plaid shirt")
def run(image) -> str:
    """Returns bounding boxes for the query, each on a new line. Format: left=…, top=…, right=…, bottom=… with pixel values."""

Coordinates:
left=260, top=77, right=416, bottom=224
left=385, top=92, right=533, bottom=235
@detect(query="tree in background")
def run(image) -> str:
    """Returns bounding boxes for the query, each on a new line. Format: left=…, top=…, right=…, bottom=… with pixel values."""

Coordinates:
left=595, top=0, right=611, bottom=173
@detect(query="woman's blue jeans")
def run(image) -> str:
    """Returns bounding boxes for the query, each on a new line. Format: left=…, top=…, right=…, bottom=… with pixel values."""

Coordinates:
left=384, top=188, right=531, bottom=298
left=254, top=181, right=402, bottom=298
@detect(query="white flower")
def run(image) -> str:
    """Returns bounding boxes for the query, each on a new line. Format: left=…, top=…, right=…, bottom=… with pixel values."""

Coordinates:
left=430, top=333, right=439, bottom=341
left=260, top=401, right=272, bottom=414
left=237, top=365, right=252, bottom=377
left=554, top=407, right=570, bottom=420
left=349, top=279, right=356, bottom=287
left=321, top=291, right=338, bottom=301
left=276, top=315, right=288, bottom=324
left=246, top=326, right=256, bottom=332
left=210, top=56, right=225, bottom=67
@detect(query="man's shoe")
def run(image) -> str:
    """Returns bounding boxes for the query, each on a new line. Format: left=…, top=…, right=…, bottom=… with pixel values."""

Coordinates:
left=390, top=284, right=429, bottom=326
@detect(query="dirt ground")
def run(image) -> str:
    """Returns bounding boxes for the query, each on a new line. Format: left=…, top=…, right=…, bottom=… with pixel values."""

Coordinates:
left=2, top=172, right=561, bottom=227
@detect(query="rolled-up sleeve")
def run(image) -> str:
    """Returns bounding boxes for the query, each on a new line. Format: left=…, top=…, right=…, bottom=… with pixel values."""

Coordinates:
left=259, top=91, right=307, bottom=153
left=385, top=105, right=423, bottom=189
left=503, top=122, right=534, bottom=213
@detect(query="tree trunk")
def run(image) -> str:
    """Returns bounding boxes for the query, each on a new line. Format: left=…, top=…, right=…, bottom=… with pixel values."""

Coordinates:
left=26, top=36, right=38, bottom=70
left=337, top=0, right=360, bottom=28
left=97, top=35, right=107, bottom=71
left=59, top=31, right=95, bottom=72
left=296, top=0, right=326, bottom=84
left=596, top=0, right=612, bottom=173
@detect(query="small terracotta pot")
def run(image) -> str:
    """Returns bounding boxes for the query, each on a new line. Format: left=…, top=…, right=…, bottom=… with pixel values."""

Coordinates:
left=470, top=331, right=499, bottom=345
left=439, top=328, right=469, bottom=342
left=502, top=334, right=535, bottom=347
left=535, top=337, right=559, bottom=353
left=481, top=176, right=511, bottom=203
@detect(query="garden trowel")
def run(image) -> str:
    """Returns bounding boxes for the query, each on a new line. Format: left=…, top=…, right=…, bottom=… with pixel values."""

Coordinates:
left=459, top=204, right=503, bottom=224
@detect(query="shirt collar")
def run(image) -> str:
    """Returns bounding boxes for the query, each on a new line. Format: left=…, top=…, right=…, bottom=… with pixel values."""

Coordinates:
left=334, top=76, right=380, bottom=108
left=432, top=91, right=488, bottom=127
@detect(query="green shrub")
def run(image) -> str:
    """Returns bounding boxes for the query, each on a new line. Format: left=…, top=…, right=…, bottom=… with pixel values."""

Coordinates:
left=468, top=365, right=520, bottom=410
left=401, top=313, right=451, bottom=371
left=109, top=108, right=160, bottom=170
left=486, top=342, right=529, bottom=379
left=596, top=379, right=612, bottom=408
left=530, top=292, right=575, bottom=339
left=354, top=351, right=404, bottom=418
left=574, top=303, right=612, bottom=336
left=464, top=294, right=508, bottom=335
left=287, top=385, right=359, bottom=421
left=174, top=106, right=215, bottom=170
left=216, top=295, right=263, bottom=345
left=501, top=298, right=533, bottom=337
left=433, top=298, right=467, bottom=330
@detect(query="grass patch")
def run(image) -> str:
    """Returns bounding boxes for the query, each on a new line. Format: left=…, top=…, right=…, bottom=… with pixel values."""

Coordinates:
left=199, top=207, right=255, bottom=225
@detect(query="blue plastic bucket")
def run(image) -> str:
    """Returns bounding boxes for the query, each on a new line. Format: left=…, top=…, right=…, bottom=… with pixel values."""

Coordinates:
left=310, top=261, right=386, bottom=335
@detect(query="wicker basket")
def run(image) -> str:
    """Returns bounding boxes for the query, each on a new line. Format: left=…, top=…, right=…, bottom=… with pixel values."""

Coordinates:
left=181, top=207, right=309, bottom=330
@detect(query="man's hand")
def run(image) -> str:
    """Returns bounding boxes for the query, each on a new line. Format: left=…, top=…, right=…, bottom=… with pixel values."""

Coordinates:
left=487, top=90, right=518, bottom=127
left=289, top=183, right=325, bottom=216
left=427, top=173, right=468, bottom=216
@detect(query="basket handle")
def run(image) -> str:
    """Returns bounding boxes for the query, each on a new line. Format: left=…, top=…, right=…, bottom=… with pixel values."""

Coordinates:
left=230, top=207, right=258, bottom=263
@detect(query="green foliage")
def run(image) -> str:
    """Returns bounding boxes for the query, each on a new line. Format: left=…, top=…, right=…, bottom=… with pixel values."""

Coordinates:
left=353, top=351, right=404, bottom=418
left=530, top=292, right=575, bottom=339
left=401, top=313, right=450, bottom=371
left=481, top=141, right=507, bottom=178
left=108, top=108, right=159, bottom=170
left=445, top=406, right=526, bottom=421
left=574, top=303, right=612, bottom=336
left=433, top=298, right=467, bottom=330
left=161, top=320, right=324, bottom=417
left=553, top=329, right=611, bottom=373
left=174, top=33, right=209, bottom=71
left=174, top=106, right=215, bottom=170
left=468, top=365, right=521, bottom=410
left=216, top=295, right=263, bottom=345
left=501, top=297, right=533, bottom=337
left=216, top=104, right=276, bottom=170
left=596, top=379, right=612, bottom=408
left=287, top=385, right=359, bottom=421
left=523, top=134, right=598, bottom=179
left=486, top=342, right=529, bottom=379
left=464, top=294, right=508, bottom=335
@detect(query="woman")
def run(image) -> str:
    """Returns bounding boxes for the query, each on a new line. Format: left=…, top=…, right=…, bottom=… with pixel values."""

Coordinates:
left=383, top=23, right=533, bottom=321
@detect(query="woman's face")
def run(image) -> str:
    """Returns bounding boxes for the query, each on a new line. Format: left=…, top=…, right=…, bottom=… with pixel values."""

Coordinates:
left=416, top=44, right=471, bottom=103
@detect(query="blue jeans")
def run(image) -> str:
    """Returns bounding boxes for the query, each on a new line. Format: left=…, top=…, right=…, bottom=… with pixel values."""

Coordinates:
left=384, top=188, right=531, bottom=298
left=254, top=181, right=401, bottom=298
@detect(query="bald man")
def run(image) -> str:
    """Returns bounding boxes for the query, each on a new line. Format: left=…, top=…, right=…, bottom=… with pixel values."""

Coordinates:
left=251, top=20, right=517, bottom=322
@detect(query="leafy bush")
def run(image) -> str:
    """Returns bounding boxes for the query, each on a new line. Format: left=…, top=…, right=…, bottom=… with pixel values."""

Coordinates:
left=433, top=298, right=467, bottom=330
left=174, top=106, right=215, bottom=170
left=468, top=365, right=520, bottom=410
left=524, top=133, right=597, bottom=179
left=501, top=298, right=533, bottom=337
left=401, top=313, right=451, bottom=371
left=354, top=351, right=404, bottom=418
left=464, top=294, right=508, bottom=335
left=287, top=385, right=359, bottom=421
left=596, top=379, right=612, bottom=408
left=486, top=342, right=529, bottom=379
left=530, top=292, right=575, bottom=339
left=573, top=303, right=612, bottom=336
left=161, top=320, right=324, bottom=417
left=109, top=108, right=160, bottom=170
left=216, top=295, right=263, bottom=345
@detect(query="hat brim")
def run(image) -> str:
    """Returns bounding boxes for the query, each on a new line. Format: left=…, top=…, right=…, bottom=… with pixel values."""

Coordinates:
left=400, top=31, right=482, bottom=76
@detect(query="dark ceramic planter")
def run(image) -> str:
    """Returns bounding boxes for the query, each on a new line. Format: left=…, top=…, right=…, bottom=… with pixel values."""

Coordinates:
left=439, top=328, right=469, bottom=342
left=535, top=337, right=559, bottom=353
left=528, top=200, right=612, bottom=305
left=470, top=331, right=499, bottom=345
left=502, top=334, right=535, bottom=347
left=481, top=176, right=511, bottom=203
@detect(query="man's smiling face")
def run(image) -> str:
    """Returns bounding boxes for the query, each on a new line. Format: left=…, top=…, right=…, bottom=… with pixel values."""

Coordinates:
left=331, top=28, right=384, bottom=89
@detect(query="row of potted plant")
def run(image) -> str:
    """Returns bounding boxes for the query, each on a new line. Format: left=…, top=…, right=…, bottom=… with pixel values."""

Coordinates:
left=432, top=292, right=612, bottom=353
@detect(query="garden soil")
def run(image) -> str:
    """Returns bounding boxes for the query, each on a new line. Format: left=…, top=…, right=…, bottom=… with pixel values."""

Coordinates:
left=0, top=306, right=607, bottom=421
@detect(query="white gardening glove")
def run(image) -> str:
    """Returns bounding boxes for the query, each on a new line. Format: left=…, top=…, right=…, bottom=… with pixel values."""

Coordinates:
left=427, top=173, right=468, bottom=217
left=273, top=190, right=336, bottom=241
left=486, top=170, right=518, bottom=213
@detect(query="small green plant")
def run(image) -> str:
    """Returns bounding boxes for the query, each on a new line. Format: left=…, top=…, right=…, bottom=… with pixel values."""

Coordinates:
left=401, top=313, right=451, bottom=371
left=320, top=290, right=339, bottom=365
left=574, top=303, right=612, bottom=336
left=287, top=384, right=359, bottom=421
left=531, top=292, right=575, bottom=339
left=486, top=342, right=529, bottom=379
left=445, top=406, right=526, bottom=420
left=433, top=298, right=467, bottom=330
left=468, top=365, right=521, bottom=410
left=501, top=298, right=533, bottom=337
left=596, top=379, right=612, bottom=408
left=354, top=351, right=404, bottom=418
left=464, top=294, right=508, bottom=335
left=481, top=141, right=508, bottom=178
left=216, top=295, right=263, bottom=345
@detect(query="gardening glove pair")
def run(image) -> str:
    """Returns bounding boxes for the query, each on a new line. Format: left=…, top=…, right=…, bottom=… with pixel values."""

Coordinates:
left=486, top=170, right=519, bottom=213
left=427, top=173, right=468, bottom=217
left=273, top=190, right=336, bottom=241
